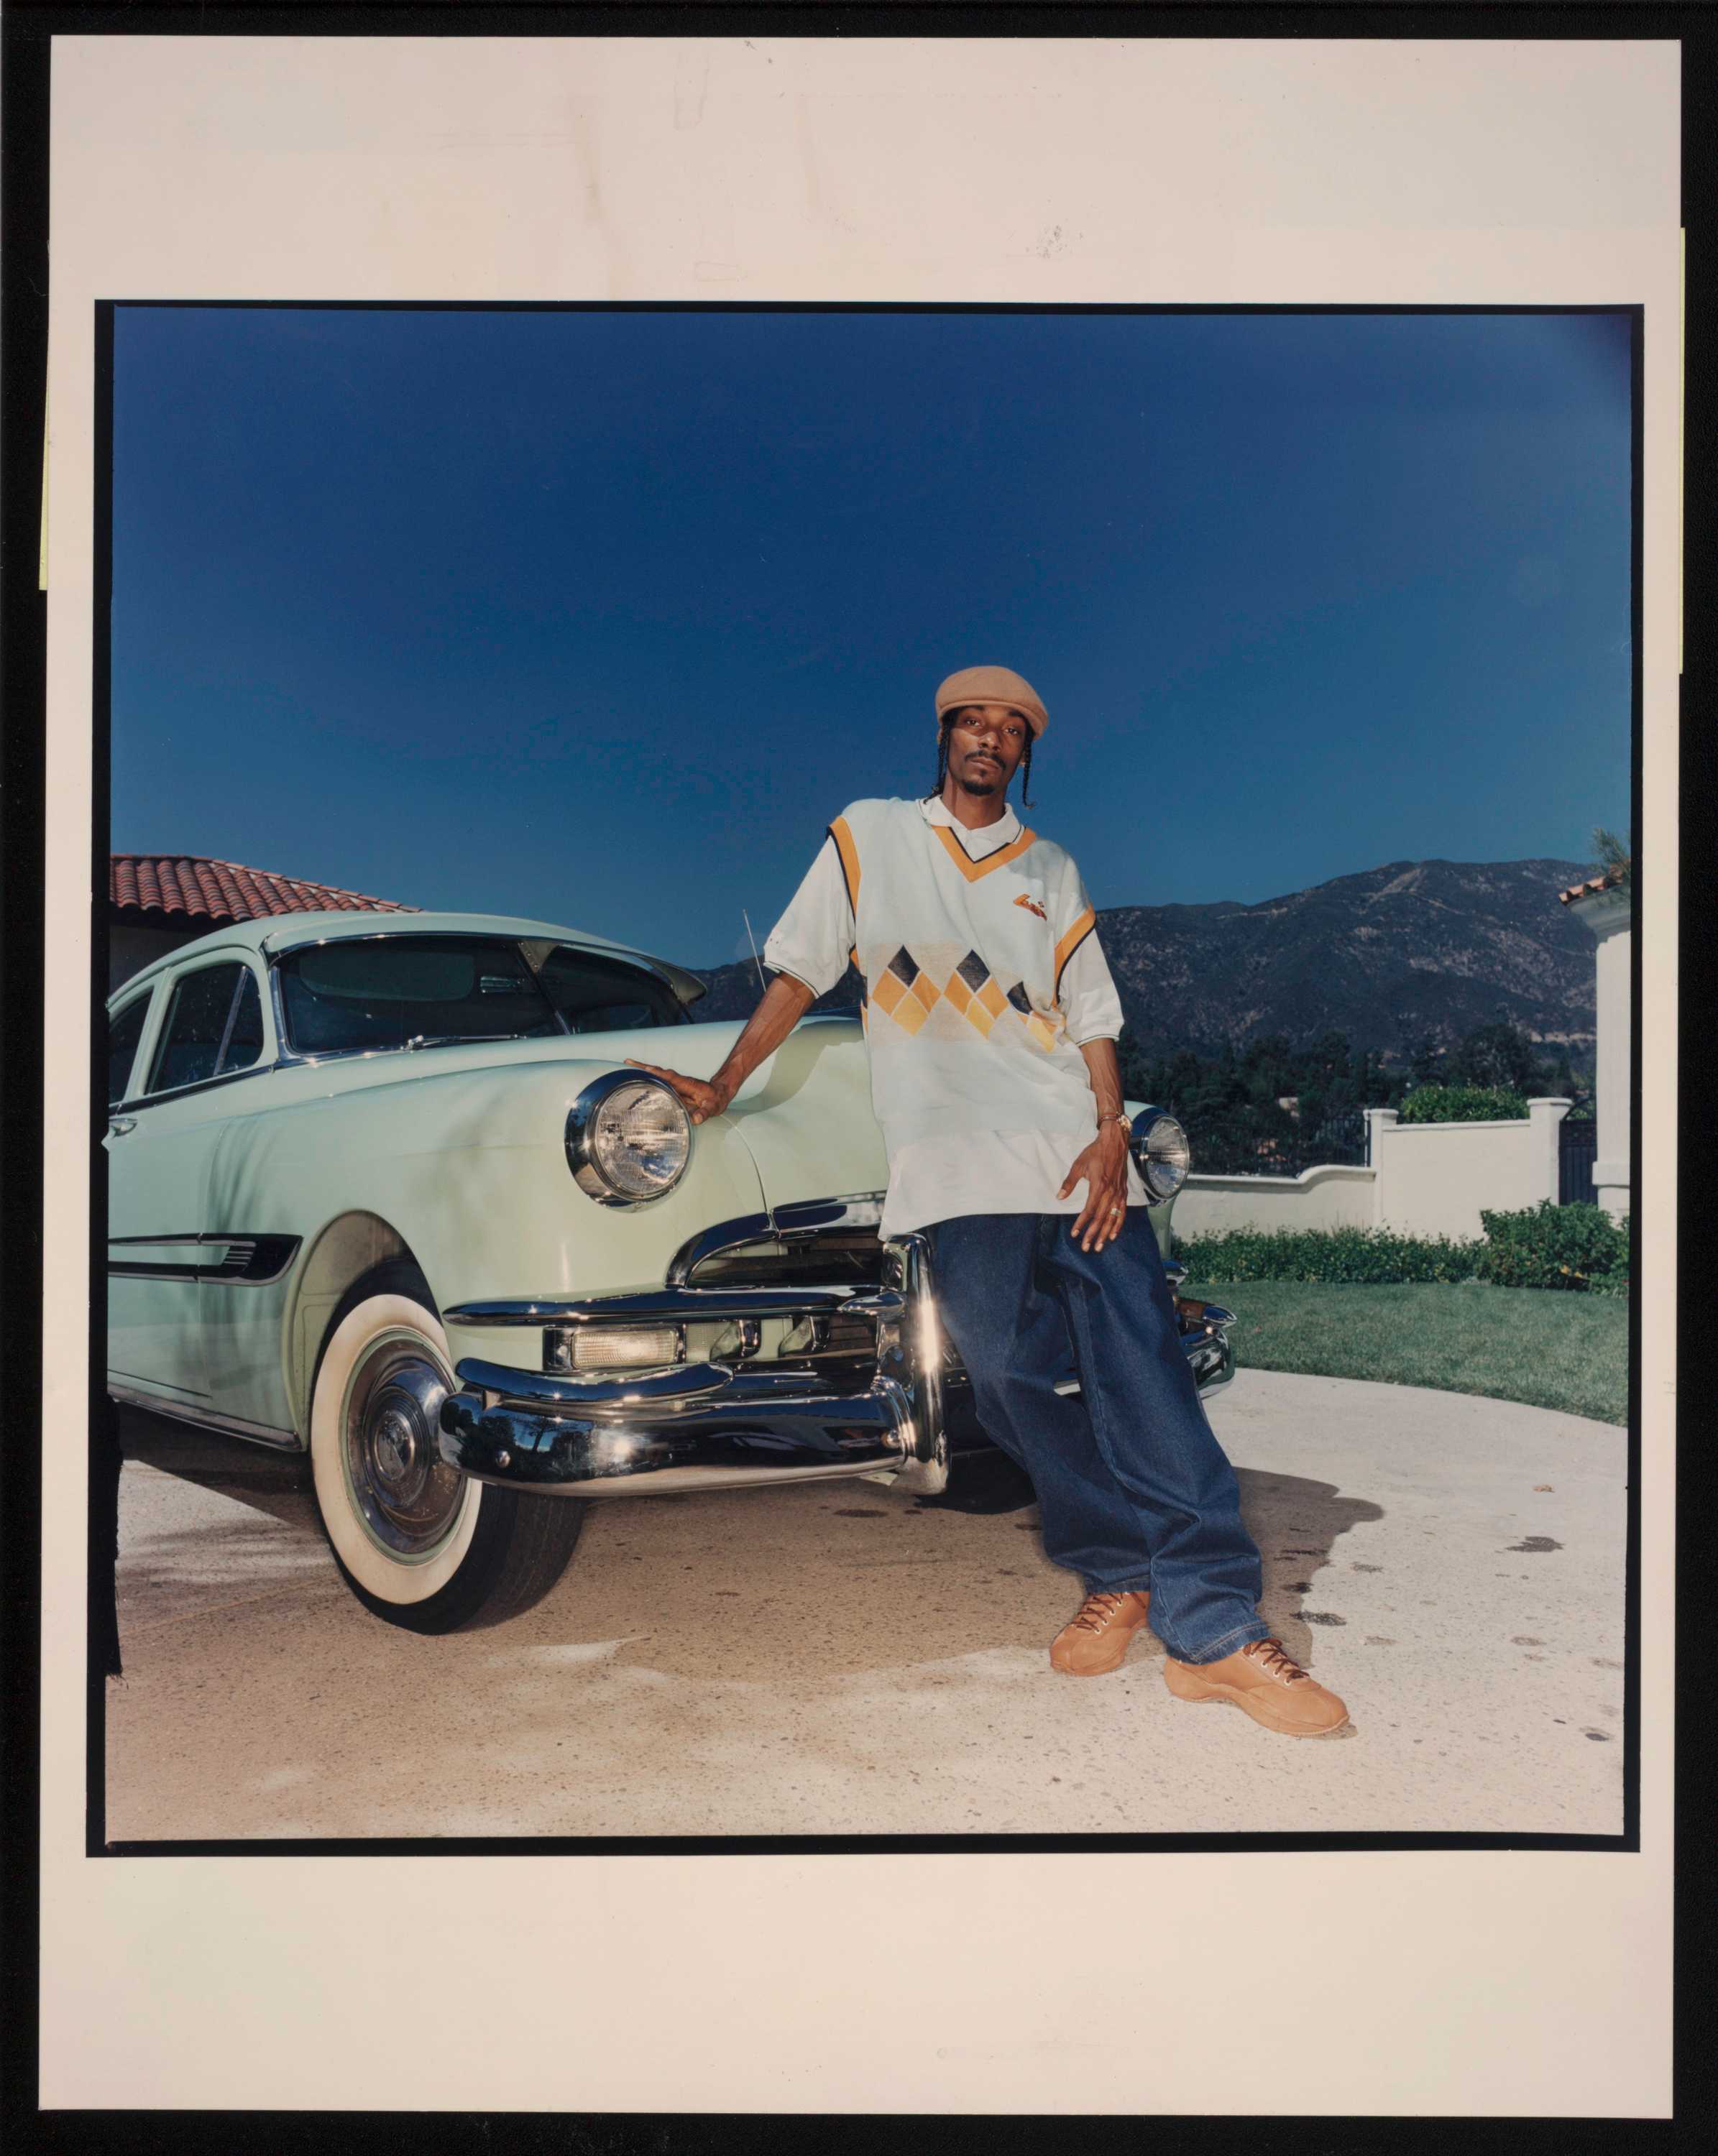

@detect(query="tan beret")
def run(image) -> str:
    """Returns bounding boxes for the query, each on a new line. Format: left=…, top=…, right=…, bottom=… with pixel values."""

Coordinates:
left=934, top=664, right=1048, bottom=740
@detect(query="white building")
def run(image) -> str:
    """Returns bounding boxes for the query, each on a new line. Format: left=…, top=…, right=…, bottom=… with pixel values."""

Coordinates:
left=1559, top=867, right=1632, bottom=1217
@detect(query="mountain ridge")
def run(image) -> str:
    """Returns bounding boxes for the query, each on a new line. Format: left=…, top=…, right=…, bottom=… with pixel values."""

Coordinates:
left=685, top=855, right=1598, bottom=1061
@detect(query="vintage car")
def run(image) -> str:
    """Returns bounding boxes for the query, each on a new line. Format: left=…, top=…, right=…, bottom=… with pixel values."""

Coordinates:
left=105, top=911, right=1234, bottom=1632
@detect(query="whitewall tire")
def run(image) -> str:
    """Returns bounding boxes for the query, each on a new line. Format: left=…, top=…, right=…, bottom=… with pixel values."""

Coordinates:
left=308, top=1278, right=582, bottom=1632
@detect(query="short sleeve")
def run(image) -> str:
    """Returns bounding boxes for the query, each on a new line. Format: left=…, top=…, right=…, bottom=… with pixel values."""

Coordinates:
left=1052, top=853, right=1124, bottom=1044
left=762, top=831, right=856, bottom=1000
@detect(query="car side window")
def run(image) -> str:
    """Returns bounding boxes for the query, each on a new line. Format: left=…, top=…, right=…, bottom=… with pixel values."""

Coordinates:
left=221, top=967, right=265, bottom=1074
left=538, top=946, right=684, bottom=1032
left=144, top=962, right=267, bottom=1095
left=107, top=993, right=150, bottom=1107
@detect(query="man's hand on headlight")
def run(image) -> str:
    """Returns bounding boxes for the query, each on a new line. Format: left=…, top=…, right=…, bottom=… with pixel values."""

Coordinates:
left=623, top=969, right=815, bottom=1125
left=625, top=1061, right=731, bottom=1124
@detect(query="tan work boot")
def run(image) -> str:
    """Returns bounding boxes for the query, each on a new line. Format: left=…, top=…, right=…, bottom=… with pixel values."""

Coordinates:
left=1163, top=1638, right=1350, bottom=1736
left=1049, top=1589, right=1152, bottom=1675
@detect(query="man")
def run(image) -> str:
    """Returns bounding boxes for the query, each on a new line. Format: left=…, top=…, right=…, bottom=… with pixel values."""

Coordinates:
left=630, top=664, right=1347, bottom=1738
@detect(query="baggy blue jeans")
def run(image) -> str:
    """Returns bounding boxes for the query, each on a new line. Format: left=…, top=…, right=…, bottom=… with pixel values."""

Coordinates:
left=924, top=1209, right=1270, bottom=1666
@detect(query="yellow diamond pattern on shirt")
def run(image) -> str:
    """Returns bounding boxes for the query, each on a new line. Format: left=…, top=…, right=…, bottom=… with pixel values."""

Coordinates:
left=867, top=944, right=1060, bottom=1051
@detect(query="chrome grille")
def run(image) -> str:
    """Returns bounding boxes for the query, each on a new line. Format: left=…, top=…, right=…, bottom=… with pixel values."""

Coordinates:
left=687, top=1226, right=886, bottom=1291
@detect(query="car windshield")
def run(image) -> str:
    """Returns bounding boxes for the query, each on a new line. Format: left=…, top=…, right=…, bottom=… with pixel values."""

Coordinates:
left=276, top=934, right=684, bottom=1055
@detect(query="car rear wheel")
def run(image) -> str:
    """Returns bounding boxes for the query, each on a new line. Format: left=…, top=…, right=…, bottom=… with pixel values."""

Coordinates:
left=309, top=1276, right=583, bottom=1632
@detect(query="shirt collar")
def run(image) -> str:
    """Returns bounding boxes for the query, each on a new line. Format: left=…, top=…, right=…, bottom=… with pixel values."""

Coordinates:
left=919, top=793, right=1022, bottom=860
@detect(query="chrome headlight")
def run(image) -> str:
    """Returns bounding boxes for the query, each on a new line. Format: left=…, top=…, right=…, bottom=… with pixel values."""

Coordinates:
left=1129, top=1105, right=1191, bottom=1203
left=567, top=1072, right=692, bottom=1205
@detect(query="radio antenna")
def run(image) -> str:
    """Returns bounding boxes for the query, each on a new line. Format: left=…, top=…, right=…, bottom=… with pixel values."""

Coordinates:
left=741, top=908, right=766, bottom=994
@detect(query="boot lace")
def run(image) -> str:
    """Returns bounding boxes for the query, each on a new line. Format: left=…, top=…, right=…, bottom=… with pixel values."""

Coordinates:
left=1069, top=1591, right=1128, bottom=1634
left=1242, top=1639, right=1308, bottom=1684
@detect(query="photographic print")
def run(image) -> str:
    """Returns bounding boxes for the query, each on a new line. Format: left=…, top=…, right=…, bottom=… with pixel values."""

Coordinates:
left=99, top=300, right=1636, bottom=1846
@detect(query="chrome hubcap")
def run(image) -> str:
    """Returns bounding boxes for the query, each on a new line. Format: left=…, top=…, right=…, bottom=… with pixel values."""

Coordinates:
left=344, top=1337, right=464, bottom=1560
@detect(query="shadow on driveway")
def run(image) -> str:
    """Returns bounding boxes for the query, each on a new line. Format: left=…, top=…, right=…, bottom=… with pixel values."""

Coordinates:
left=117, top=1405, right=1384, bottom=1682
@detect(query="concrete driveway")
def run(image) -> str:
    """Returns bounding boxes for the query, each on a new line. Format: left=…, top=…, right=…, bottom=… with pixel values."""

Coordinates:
left=104, top=1371, right=1627, bottom=1841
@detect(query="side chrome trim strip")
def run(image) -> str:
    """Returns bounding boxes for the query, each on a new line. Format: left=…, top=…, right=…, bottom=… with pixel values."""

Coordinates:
left=107, top=1382, right=303, bottom=1451
left=106, top=1233, right=301, bottom=1286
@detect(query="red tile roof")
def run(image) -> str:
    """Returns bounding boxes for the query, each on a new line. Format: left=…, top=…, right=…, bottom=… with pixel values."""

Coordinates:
left=1558, top=866, right=1630, bottom=906
left=111, top=855, right=417, bottom=923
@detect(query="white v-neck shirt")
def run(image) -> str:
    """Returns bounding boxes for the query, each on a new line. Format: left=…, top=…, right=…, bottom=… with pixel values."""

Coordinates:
left=763, top=794, right=1148, bottom=1236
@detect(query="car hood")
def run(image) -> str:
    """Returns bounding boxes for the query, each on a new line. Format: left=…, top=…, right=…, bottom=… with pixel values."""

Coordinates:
left=711, top=1016, right=886, bottom=1212
left=277, top=1014, right=886, bottom=1213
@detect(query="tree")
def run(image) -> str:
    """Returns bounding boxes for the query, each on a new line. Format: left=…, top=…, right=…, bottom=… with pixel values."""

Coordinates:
left=1450, top=1018, right=1551, bottom=1095
left=1408, top=1033, right=1445, bottom=1087
left=1115, top=1021, right=1152, bottom=1102
left=1591, top=824, right=1633, bottom=891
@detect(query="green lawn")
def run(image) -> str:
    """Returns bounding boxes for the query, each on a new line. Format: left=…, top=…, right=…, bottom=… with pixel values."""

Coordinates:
left=1184, top=1278, right=1628, bottom=1426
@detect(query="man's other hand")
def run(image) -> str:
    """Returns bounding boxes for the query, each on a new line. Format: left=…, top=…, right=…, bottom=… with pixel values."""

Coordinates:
left=1057, top=1126, right=1132, bottom=1250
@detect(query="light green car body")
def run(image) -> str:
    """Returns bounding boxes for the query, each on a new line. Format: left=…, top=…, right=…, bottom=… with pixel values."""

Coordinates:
left=106, top=909, right=1170, bottom=1451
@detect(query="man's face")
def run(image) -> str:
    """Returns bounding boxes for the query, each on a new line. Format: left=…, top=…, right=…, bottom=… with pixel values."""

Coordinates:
left=945, top=703, right=1030, bottom=798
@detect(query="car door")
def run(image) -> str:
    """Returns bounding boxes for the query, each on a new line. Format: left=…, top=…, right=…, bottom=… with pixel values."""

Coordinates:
left=105, top=954, right=270, bottom=1416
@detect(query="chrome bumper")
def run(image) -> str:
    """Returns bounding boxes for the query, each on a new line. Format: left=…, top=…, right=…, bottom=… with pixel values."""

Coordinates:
left=436, top=1237, right=1235, bottom=1502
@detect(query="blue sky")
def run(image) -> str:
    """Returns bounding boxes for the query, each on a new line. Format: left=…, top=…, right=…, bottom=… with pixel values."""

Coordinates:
left=111, top=306, right=1632, bottom=968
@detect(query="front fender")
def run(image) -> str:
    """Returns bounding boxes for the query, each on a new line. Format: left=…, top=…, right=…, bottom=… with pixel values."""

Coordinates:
left=203, top=1055, right=770, bottom=1432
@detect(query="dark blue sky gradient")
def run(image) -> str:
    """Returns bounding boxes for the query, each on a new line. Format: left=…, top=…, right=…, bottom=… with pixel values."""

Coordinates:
left=111, top=308, right=1632, bottom=969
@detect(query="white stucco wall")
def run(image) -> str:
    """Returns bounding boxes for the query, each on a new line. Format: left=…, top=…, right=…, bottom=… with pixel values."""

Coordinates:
left=1372, top=1100, right=1568, bottom=1239
left=1175, top=1165, right=1376, bottom=1238
left=1174, top=1102, right=1569, bottom=1243
left=1567, top=885, right=1632, bottom=1217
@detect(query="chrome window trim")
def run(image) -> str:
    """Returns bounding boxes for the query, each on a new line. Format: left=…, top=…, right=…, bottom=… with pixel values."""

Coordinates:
left=143, top=956, right=245, bottom=1097
left=262, top=930, right=693, bottom=1063
left=113, top=1057, right=288, bottom=1115
left=106, top=987, right=156, bottom=1110
left=533, top=941, right=695, bottom=1033
left=267, top=929, right=566, bottom=1061
left=137, top=954, right=275, bottom=1103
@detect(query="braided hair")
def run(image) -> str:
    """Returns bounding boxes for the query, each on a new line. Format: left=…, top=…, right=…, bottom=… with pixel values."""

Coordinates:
left=927, top=713, right=1034, bottom=809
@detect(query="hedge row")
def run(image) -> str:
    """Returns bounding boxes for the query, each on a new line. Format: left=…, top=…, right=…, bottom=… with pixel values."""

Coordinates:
left=1477, top=1201, right=1630, bottom=1292
left=1173, top=1224, right=1474, bottom=1284
left=1396, top=1084, right=1529, bottom=1123
left=1175, top=1201, right=1630, bottom=1294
